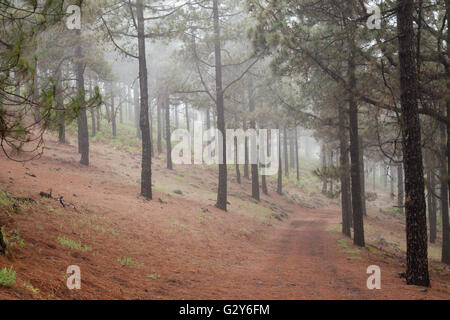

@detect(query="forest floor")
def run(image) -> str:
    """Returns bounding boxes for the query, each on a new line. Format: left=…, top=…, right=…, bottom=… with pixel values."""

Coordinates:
left=0, top=129, right=449, bottom=299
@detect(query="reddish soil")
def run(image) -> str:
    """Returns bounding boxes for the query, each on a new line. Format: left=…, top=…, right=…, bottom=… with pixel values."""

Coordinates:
left=0, top=134, right=449, bottom=300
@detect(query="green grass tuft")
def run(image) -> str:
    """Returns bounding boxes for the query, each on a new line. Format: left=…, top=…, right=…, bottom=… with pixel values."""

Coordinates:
left=0, top=267, right=16, bottom=287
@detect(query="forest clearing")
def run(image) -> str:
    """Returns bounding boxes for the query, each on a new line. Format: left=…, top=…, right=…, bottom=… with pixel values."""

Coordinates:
left=0, top=127, right=449, bottom=299
left=1, top=0, right=450, bottom=302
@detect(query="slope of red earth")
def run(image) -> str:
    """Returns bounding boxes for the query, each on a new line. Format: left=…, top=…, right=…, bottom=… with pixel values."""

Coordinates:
left=0, top=134, right=449, bottom=300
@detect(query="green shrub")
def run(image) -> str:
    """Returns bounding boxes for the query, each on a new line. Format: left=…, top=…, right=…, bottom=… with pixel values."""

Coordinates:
left=0, top=267, right=16, bottom=287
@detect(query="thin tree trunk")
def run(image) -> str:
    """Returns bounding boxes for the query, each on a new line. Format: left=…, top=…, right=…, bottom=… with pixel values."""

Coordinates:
left=284, top=126, right=289, bottom=177
left=261, top=123, right=269, bottom=195
left=397, top=0, right=430, bottom=285
left=243, top=119, right=249, bottom=179
left=330, top=151, right=334, bottom=194
left=111, top=89, right=117, bottom=137
left=134, top=82, right=141, bottom=139
left=390, top=166, right=395, bottom=197
left=56, top=67, right=65, bottom=144
left=321, top=144, right=327, bottom=195
left=427, top=171, right=437, bottom=244
left=289, top=128, right=295, bottom=169
left=185, top=104, right=190, bottom=132
left=165, top=88, right=172, bottom=170
left=96, top=106, right=101, bottom=132
left=295, top=125, right=300, bottom=182
left=157, top=96, right=162, bottom=154
left=174, top=105, right=179, bottom=129
left=339, top=104, right=352, bottom=237
left=75, top=28, right=89, bottom=166
left=137, top=0, right=152, bottom=199
left=443, top=106, right=450, bottom=263
left=235, top=136, right=241, bottom=184
left=213, top=0, right=227, bottom=211
left=443, top=0, right=450, bottom=265
left=249, top=78, right=260, bottom=201
left=277, top=125, right=282, bottom=195
left=384, top=166, right=389, bottom=189
left=359, top=138, right=367, bottom=217
left=348, top=46, right=365, bottom=247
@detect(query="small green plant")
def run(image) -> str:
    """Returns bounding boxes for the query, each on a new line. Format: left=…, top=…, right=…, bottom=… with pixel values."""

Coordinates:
left=337, top=238, right=348, bottom=249
left=11, top=229, right=25, bottom=247
left=148, top=273, right=161, bottom=280
left=24, top=282, right=39, bottom=294
left=117, top=257, right=133, bottom=266
left=343, top=248, right=361, bottom=255
left=0, top=267, right=16, bottom=287
left=367, top=246, right=377, bottom=254
left=57, top=236, right=92, bottom=252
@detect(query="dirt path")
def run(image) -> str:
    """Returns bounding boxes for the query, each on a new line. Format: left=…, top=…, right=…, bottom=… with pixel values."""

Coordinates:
left=214, top=207, right=450, bottom=300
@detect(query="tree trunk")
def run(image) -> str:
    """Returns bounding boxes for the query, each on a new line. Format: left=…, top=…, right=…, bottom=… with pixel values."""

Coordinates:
left=397, top=0, right=430, bottom=285
left=289, top=128, right=295, bottom=169
left=75, top=28, right=89, bottom=166
left=284, top=126, right=289, bottom=177
left=185, top=104, right=190, bottom=132
left=277, top=125, right=282, bottom=195
left=235, top=136, right=241, bottom=184
left=96, top=107, right=101, bottom=131
left=243, top=119, right=249, bottom=179
left=134, top=82, right=141, bottom=139
left=295, top=125, right=300, bottom=182
left=330, top=151, right=334, bottom=194
left=157, top=95, right=163, bottom=154
left=111, top=89, right=117, bottom=137
left=213, top=0, right=227, bottom=211
left=90, top=80, right=96, bottom=137
left=174, top=105, right=179, bottom=129
left=33, top=59, right=40, bottom=123
left=442, top=107, right=450, bottom=264
left=165, top=88, right=172, bottom=170
left=249, top=78, right=260, bottom=201
left=427, top=171, right=437, bottom=244
left=321, top=144, right=327, bottom=195
left=261, top=123, right=269, bottom=195
left=384, top=166, right=389, bottom=189
left=372, top=164, right=376, bottom=191
left=443, top=0, right=450, bottom=265
left=348, top=47, right=365, bottom=247
left=359, top=138, right=367, bottom=217
left=55, top=67, right=65, bottom=144
left=390, top=166, right=395, bottom=197
left=339, top=104, right=352, bottom=238
left=137, top=0, right=152, bottom=199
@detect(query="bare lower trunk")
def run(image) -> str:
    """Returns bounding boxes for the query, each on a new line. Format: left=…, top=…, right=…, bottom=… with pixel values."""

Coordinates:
left=75, top=28, right=89, bottom=166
